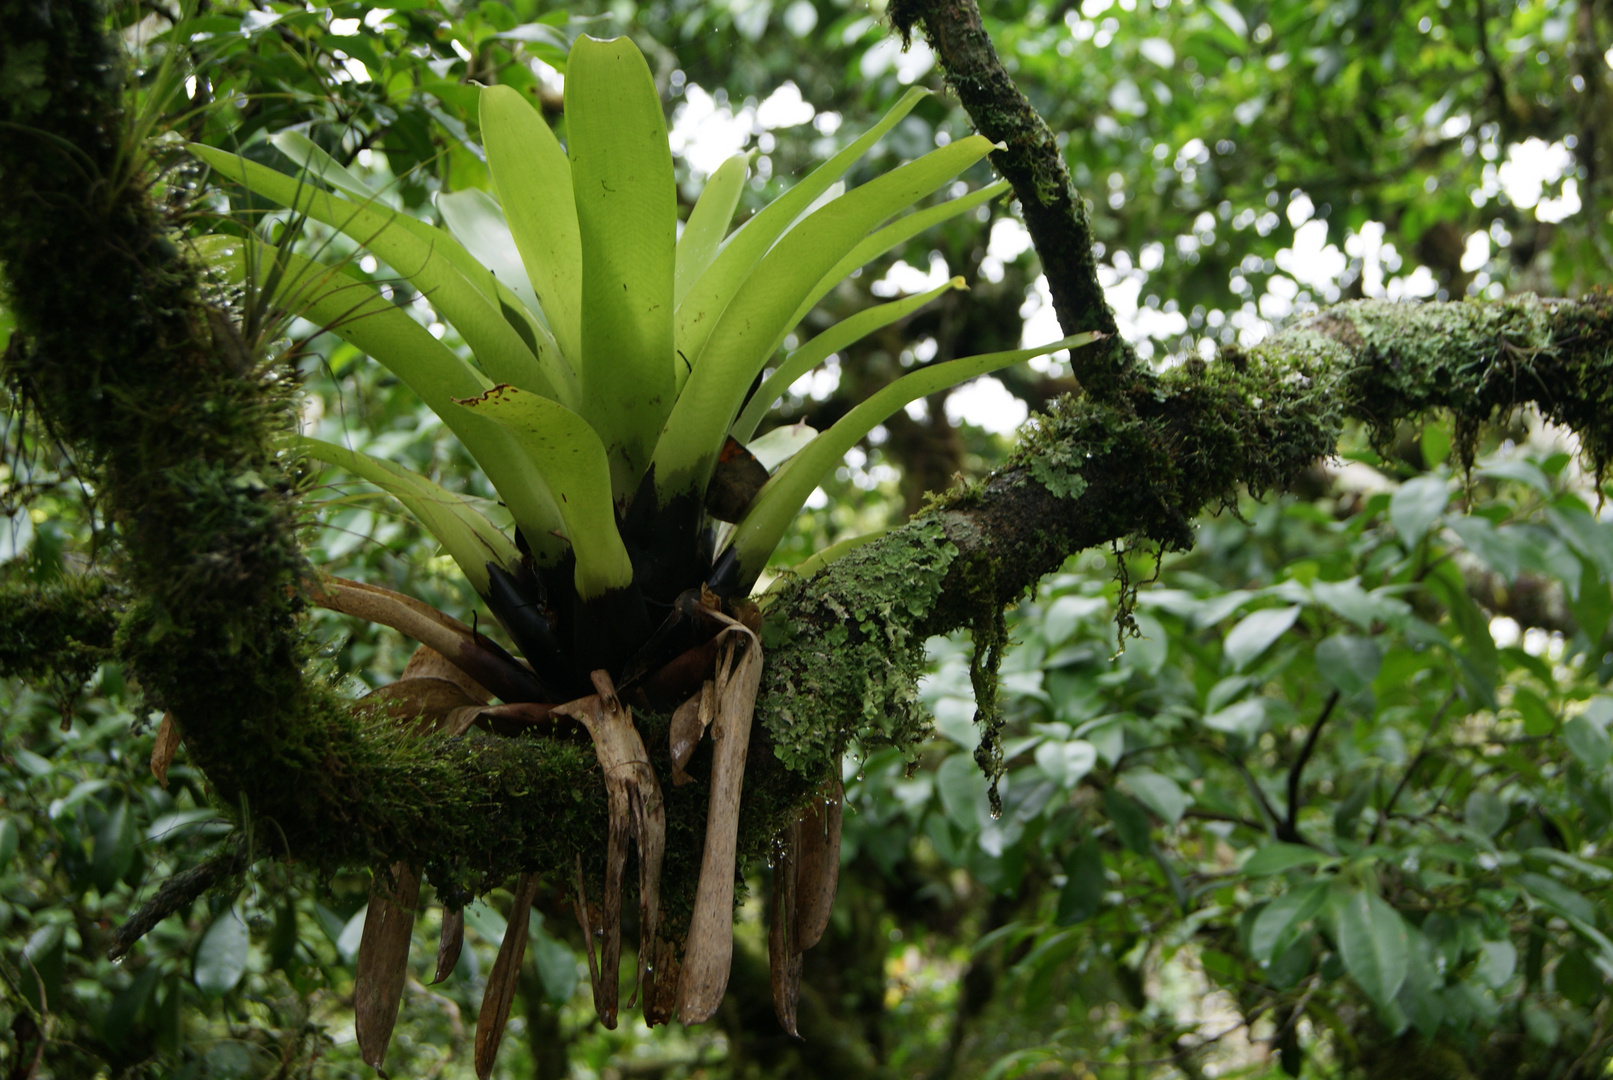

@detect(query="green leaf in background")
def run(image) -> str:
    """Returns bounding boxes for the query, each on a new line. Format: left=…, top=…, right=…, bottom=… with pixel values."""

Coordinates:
left=1464, top=790, right=1508, bottom=837
left=1519, top=873, right=1598, bottom=924
left=1249, top=881, right=1328, bottom=964
left=1389, top=474, right=1448, bottom=548
left=1056, top=840, right=1105, bottom=925
left=1315, top=634, right=1382, bottom=696
left=1243, top=843, right=1331, bottom=877
left=937, top=752, right=989, bottom=832
left=1121, top=770, right=1188, bottom=826
left=0, top=817, right=17, bottom=873
left=1476, top=939, right=1517, bottom=989
left=1425, top=563, right=1499, bottom=705
left=19, top=924, right=65, bottom=1012
left=101, top=965, right=162, bottom=1052
left=91, top=796, right=136, bottom=894
left=1104, top=788, right=1154, bottom=856
left=194, top=906, right=251, bottom=997
left=1421, top=422, right=1451, bottom=469
left=1035, top=738, right=1097, bottom=789
left=1223, top=606, right=1301, bottom=671
left=1202, top=697, right=1267, bottom=739
left=1553, top=949, right=1605, bottom=1006
left=1398, top=924, right=1445, bottom=1037
left=1335, top=887, right=1409, bottom=1010
left=531, top=914, right=580, bottom=1005
left=1562, top=715, right=1612, bottom=770
left=1479, top=458, right=1553, bottom=495
left=268, top=900, right=299, bottom=974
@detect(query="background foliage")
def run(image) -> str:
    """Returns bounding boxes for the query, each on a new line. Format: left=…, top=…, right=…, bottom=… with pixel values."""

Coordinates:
left=1, top=0, right=1610, bottom=1077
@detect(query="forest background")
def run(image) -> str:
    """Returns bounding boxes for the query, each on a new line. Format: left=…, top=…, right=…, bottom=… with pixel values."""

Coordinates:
left=0, top=0, right=1610, bottom=1078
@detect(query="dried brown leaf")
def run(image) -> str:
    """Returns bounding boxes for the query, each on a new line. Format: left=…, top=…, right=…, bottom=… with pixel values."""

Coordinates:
left=769, top=819, right=803, bottom=1037
left=400, top=645, right=492, bottom=702
left=432, top=907, right=464, bottom=985
left=553, top=671, right=665, bottom=1029
left=355, top=863, right=421, bottom=1074
left=675, top=614, right=762, bottom=1024
left=640, top=935, right=681, bottom=1028
left=794, top=781, right=843, bottom=952
left=313, top=575, right=546, bottom=703
left=358, top=677, right=484, bottom=730
left=474, top=872, right=540, bottom=1080
left=149, top=712, right=180, bottom=789
left=668, top=680, right=715, bottom=786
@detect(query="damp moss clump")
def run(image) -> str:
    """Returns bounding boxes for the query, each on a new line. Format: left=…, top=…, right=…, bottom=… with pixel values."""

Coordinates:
left=758, top=517, right=959, bottom=778
left=0, top=573, right=119, bottom=691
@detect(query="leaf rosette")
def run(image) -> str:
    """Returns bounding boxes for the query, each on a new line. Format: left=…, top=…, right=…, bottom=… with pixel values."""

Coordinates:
left=191, top=35, right=1098, bottom=700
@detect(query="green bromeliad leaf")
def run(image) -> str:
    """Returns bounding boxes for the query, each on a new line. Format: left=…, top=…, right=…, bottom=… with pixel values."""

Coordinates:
left=190, top=144, right=566, bottom=402
left=721, top=332, right=1105, bottom=589
left=296, top=436, right=519, bottom=594
left=674, top=85, right=929, bottom=372
left=732, top=278, right=967, bottom=444
left=435, top=187, right=566, bottom=376
left=674, top=152, right=748, bottom=309
left=453, top=385, right=635, bottom=600
left=194, top=235, right=569, bottom=564
left=267, top=130, right=375, bottom=203
left=479, top=83, right=585, bottom=370
left=565, top=35, right=678, bottom=500
left=784, top=178, right=1011, bottom=332
left=651, top=134, right=1000, bottom=507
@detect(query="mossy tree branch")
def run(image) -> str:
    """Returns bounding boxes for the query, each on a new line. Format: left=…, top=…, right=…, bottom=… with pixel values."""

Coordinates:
left=887, top=0, right=1142, bottom=400
left=3, top=2, right=1613, bottom=918
left=758, top=295, right=1613, bottom=771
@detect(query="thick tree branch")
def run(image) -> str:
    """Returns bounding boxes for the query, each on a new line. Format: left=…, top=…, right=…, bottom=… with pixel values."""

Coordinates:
left=4, top=2, right=1613, bottom=913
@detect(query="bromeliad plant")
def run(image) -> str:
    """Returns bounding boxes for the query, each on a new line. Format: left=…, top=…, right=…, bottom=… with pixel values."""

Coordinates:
left=196, top=35, right=1093, bottom=696
left=191, top=31, right=1096, bottom=1067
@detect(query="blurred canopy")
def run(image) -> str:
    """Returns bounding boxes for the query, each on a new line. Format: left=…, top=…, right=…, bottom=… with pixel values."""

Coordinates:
left=1, top=0, right=1612, bottom=1078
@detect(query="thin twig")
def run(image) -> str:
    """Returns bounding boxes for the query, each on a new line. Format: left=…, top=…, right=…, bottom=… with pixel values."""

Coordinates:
left=1282, top=690, right=1340, bottom=844
left=108, top=838, right=249, bottom=961
left=1369, top=690, right=1459, bottom=845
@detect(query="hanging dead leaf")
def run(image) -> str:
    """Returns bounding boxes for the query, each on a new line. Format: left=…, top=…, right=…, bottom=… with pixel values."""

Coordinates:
left=769, top=819, right=803, bottom=1037
left=552, top=671, right=665, bottom=1029
left=794, top=780, right=843, bottom=952
left=572, top=855, right=600, bottom=1001
left=675, top=610, right=763, bottom=1024
left=640, top=935, right=682, bottom=1027
left=474, top=871, right=541, bottom=1080
left=355, top=863, right=422, bottom=1073
left=150, top=712, right=180, bottom=789
left=432, top=907, right=464, bottom=985
left=668, top=680, right=716, bottom=786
